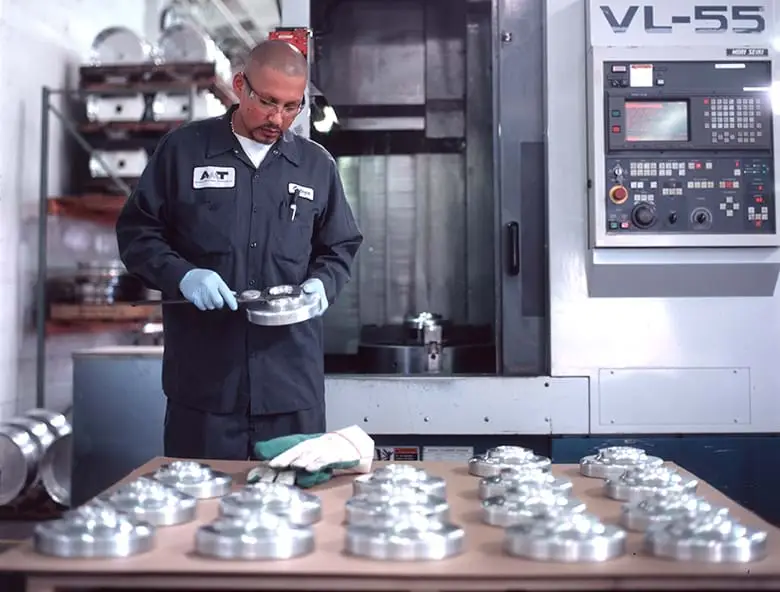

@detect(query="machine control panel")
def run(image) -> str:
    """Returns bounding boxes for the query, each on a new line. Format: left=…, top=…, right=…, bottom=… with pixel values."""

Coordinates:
left=601, top=61, right=775, bottom=239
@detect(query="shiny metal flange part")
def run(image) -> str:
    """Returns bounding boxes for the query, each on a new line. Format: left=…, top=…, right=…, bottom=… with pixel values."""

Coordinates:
left=479, top=467, right=573, bottom=500
left=103, top=476, right=197, bottom=526
left=345, top=513, right=465, bottom=561
left=352, top=464, right=446, bottom=498
left=621, top=491, right=720, bottom=532
left=579, top=446, right=663, bottom=479
left=150, top=461, right=232, bottom=499
left=505, top=512, right=626, bottom=562
left=195, top=513, right=314, bottom=560
left=604, top=465, right=698, bottom=502
left=482, top=488, right=587, bottom=528
left=345, top=487, right=449, bottom=526
left=34, top=500, right=155, bottom=558
left=220, top=482, right=322, bottom=526
left=645, top=509, right=768, bottom=563
left=468, top=446, right=552, bottom=478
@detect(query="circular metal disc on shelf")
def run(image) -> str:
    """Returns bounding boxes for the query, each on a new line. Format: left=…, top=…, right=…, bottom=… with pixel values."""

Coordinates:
left=103, top=477, right=197, bottom=526
left=33, top=501, right=155, bottom=558
left=345, top=514, right=464, bottom=561
left=90, top=27, right=150, bottom=65
left=40, top=432, right=73, bottom=506
left=195, top=513, right=314, bottom=560
left=621, top=491, right=720, bottom=532
left=579, top=446, right=663, bottom=479
left=352, top=464, right=446, bottom=498
left=150, top=461, right=232, bottom=499
left=0, top=424, right=39, bottom=505
left=504, top=513, right=626, bottom=562
left=604, top=465, right=698, bottom=502
left=157, top=23, right=212, bottom=63
left=468, top=446, right=552, bottom=478
left=479, top=468, right=573, bottom=500
left=482, top=490, right=587, bottom=528
left=345, top=488, right=449, bottom=526
left=219, top=482, right=321, bottom=526
left=645, top=510, right=768, bottom=563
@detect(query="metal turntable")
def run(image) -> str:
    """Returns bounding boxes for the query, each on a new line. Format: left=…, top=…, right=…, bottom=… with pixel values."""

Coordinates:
left=219, top=483, right=321, bottom=526
left=579, top=446, right=663, bottom=479
left=604, top=465, right=698, bottom=502
left=195, top=513, right=314, bottom=560
left=621, top=491, right=720, bottom=532
left=482, top=488, right=586, bottom=528
left=468, top=446, right=552, bottom=478
left=102, top=476, right=197, bottom=526
left=479, top=467, right=572, bottom=500
left=352, top=464, right=447, bottom=498
left=345, top=487, right=449, bottom=526
left=150, top=461, right=232, bottom=499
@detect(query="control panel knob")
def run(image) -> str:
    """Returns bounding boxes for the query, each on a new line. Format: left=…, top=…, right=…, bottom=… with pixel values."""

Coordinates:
left=695, top=212, right=708, bottom=225
left=612, top=165, right=624, bottom=177
left=631, top=203, right=656, bottom=229
left=668, top=212, right=678, bottom=224
left=608, top=185, right=628, bottom=204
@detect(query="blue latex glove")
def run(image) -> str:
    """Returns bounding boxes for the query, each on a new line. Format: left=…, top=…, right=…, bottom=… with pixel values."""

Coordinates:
left=301, top=278, right=328, bottom=316
left=179, top=269, right=238, bottom=311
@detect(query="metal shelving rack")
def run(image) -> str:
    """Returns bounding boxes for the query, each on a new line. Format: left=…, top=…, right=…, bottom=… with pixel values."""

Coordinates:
left=35, top=62, right=237, bottom=407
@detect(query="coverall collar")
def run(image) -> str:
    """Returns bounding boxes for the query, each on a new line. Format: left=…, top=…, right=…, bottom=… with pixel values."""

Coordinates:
left=207, top=104, right=301, bottom=166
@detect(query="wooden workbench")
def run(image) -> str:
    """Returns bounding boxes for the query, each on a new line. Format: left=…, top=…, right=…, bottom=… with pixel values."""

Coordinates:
left=1, top=458, right=779, bottom=591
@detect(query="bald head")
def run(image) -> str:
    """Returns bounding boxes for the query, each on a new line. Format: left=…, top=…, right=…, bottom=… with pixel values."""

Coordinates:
left=246, top=40, right=308, bottom=79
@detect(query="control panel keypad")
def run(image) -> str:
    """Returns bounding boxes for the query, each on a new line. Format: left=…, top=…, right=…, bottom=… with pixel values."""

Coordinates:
left=704, top=97, right=764, bottom=144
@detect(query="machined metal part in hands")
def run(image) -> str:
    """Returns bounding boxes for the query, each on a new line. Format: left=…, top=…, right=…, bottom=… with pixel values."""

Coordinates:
left=479, top=467, right=573, bottom=500
left=504, top=512, right=627, bottom=562
left=579, top=446, right=663, bottom=479
left=149, top=461, right=232, bottom=499
left=644, top=508, right=768, bottom=563
left=345, top=486, right=450, bottom=527
left=220, top=482, right=322, bottom=526
left=620, top=490, right=719, bottom=532
left=345, top=513, right=465, bottom=561
left=102, top=476, right=197, bottom=526
left=604, top=465, right=698, bottom=502
left=482, top=487, right=587, bottom=528
left=352, top=464, right=447, bottom=498
left=195, top=513, right=315, bottom=560
left=468, top=446, right=552, bottom=478
left=34, top=500, right=155, bottom=558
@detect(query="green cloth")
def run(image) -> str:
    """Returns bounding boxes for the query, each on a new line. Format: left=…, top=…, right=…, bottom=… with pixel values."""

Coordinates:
left=252, top=433, right=360, bottom=489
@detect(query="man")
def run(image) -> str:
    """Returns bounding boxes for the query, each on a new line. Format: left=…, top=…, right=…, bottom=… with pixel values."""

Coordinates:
left=116, top=40, right=363, bottom=460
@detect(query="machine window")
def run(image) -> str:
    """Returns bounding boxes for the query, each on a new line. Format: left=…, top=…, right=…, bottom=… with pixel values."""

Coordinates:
left=624, top=100, right=689, bottom=142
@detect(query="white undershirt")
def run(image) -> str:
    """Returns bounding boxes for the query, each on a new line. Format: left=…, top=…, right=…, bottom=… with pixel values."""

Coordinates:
left=233, top=132, right=273, bottom=168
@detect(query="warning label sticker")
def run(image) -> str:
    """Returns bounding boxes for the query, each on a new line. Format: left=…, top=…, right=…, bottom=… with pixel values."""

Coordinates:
left=374, top=446, right=420, bottom=461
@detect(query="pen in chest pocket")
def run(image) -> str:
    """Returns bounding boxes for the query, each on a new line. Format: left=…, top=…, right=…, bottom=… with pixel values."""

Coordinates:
left=288, top=188, right=300, bottom=221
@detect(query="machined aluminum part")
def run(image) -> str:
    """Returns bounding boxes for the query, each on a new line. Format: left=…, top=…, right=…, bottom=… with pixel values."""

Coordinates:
left=645, top=509, right=768, bottom=563
left=468, top=446, right=552, bottom=478
left=245, top=285, right=321, bottom=327
left=579, top=446, right=663, bottom=479
left=33, top=500, right=155, bottom=558
left=220, top=482, right=321, bottom=526
left=195, top=513, right=314, bottom=560
left=479, top=467, right=573, bottom=500
left=102, top=476, right=197, bottom=526
left=482, top=488, right=587, bottom=528
left=604, top=465, right=698, bottom=502
left=352, top=464, right=446, bottom=498
left=150, top=461, right=232, bottom=499
left=345, top=487, right=449, bottom=526
left=504, top=512, right=627, bottom=562
left=345, top=513, right=465, bottom=561
left=621, top=491, right=720, bottom=532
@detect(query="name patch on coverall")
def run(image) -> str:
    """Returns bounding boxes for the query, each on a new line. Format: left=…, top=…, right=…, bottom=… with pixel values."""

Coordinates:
left=288, top=183, right=315, bottom=200
left=193, top=166, right=236, bottom=189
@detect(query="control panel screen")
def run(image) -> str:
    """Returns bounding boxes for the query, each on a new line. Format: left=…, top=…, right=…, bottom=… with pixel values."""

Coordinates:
left=625, top=101, right=689, bottom=143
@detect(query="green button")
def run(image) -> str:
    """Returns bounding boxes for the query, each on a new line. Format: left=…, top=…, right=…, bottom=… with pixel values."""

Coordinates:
left=611, top=110, right=621, bottom=117
left=609, top=221, right=619, bottom=230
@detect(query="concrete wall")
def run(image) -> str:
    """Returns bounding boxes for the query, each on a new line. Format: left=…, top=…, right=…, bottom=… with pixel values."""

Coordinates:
left=0, top=0, right=162, bottom=419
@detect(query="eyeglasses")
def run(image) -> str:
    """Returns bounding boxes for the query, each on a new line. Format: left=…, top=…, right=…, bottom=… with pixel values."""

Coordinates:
left=242, top=73, right=304, bottom=117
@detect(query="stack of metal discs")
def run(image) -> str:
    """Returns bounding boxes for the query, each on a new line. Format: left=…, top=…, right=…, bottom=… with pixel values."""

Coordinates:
left=468, top=446, right=551, bottom=478
left=505, top=512, right=627, bottom=562
left=579, top=446, right=663, bottom=479
left=482, top=484, right=586, bottom=528
left=196, top=482, right=320, bottom=560
left=150, top=461, right=232, bottom=499
left=33, top=500, right=155, bottom=558
left=645, top=508, right=768, bottom=563
left=479, top=466, right=573, bottom=500
left=345, top=464, right=465, bottom=561
left=102, top=476, right=197, bottom=526
left=621, top=490, right=719, bottom=532
left=604, top=465, right=698, bottom=502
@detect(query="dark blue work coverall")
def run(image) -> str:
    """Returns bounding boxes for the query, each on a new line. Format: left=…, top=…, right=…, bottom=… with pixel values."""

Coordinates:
left=115, top=105, right=363, bottom=460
